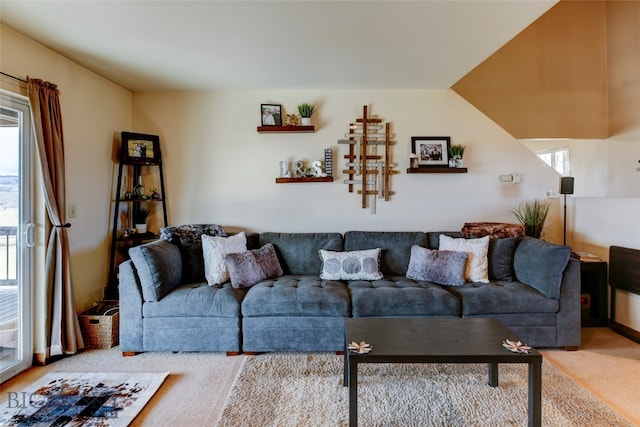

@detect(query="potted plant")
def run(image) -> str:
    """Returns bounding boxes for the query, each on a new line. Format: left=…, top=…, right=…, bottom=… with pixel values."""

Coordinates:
left=297, top=103, right=315, bottom=126
left=449, top=144, right=466, bottom=168
left=511, top=199, right=550, bottom=238
left=133, top=208, right=150, bottom=234
left=150, top=187, right=160, bottom=199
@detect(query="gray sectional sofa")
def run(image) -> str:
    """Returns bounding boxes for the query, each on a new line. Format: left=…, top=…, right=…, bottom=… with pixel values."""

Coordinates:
left=118, top=228, right=580, bottom=355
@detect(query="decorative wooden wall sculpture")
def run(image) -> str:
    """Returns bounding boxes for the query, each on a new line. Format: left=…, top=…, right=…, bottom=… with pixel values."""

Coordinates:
left=338, top=106, right=397, bottom=213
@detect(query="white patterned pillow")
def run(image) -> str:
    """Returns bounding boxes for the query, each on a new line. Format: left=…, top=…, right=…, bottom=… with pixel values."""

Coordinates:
left=202, top=232, right=247, bottom=286
left=438, top=235, right=490, bottom=283
left=319, top=248, right=383, bottom=281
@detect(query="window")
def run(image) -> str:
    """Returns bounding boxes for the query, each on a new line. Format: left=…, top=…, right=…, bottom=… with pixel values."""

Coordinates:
left=537, top=147, right=569, bottom=176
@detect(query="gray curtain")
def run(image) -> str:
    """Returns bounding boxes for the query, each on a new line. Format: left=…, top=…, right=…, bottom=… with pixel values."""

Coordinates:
left=27, top=77, right=83, bottom=364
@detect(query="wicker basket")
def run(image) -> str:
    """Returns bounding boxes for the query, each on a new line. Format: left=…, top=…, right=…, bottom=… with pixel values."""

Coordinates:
left=79, top=301, right=119, bottom=349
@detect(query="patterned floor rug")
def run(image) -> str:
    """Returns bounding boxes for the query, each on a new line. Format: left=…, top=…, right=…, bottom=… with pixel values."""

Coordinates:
left=0, top=371, right=168, bottom=426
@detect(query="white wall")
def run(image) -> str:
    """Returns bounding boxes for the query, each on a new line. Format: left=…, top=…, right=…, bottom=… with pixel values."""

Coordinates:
left=131, top=90, right=564, bottom=236
left=1, top=25, right=132, bottom=310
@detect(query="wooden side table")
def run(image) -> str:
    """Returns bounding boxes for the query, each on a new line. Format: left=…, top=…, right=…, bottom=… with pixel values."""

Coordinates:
left=579, top=261, right=608, bottom=327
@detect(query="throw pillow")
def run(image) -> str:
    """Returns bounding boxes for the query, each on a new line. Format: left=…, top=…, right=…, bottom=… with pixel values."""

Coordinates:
left=513, top=236, right=571, bottom=299
left=225, top=243, right=283, bottom=288
left=319, top=248, right=383, bottom=281
left=406, top=245, right=468, bottom=286
left=487, top=237, right=519, bottom=281
left=438, top=235, right=490, bottom=283
left=202, top=232, right=247, bottom=286
left=129, top=240, right=182, bottom=302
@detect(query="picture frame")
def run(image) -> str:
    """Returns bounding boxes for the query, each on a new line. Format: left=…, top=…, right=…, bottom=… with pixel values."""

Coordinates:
left=120, top=131, right=161, bottom=164
left=411, top=136, right=451, bottom=167
left=261, top=103, right=282, bottom=126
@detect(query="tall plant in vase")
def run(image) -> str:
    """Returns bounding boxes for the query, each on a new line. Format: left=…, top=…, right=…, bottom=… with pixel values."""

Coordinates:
left=511, top=199, right=550, bottom=239
left=133, top=208, right=150, bottom=234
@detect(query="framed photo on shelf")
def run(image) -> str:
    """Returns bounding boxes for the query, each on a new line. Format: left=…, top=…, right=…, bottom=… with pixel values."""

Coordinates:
left=120, top=131, right=161, bottom=164
left=411, top=136, right=451, bottom=167
left=261, top=104, right=282, bottom=126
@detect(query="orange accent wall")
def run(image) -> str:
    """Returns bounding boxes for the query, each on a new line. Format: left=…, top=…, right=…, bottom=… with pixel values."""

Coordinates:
left=452, top=1, right=609, bottom=139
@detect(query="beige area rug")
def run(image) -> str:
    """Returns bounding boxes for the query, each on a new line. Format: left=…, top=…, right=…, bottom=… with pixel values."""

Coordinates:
left=217, top=353, right=633, bottom=427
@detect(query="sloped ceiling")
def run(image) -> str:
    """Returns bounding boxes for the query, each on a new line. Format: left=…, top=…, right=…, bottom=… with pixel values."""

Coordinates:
left=0, top=1, right=557, bottom=91
left=452, top=0, right=609, bottom=139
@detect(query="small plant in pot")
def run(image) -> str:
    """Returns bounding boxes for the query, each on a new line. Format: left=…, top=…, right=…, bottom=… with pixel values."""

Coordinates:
left=150, top=187, right=160, bottom=199
left=511, top=199, right=550, bottom=239
left=297, top=103, right=315, bottom=126
left=133, top=208, right=150, bottom=234
left=448, top=144, right=466, bottom=167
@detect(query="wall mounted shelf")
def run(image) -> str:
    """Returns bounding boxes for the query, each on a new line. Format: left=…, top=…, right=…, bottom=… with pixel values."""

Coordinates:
left=275, top=176, right=333, bottom=183
left=406, top=167, right=468, bottom=174
left=257, top=125, right=315, bottom=133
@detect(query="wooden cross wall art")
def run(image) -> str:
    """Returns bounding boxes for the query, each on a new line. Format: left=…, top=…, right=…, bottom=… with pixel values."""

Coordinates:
left=338, top=106, right=398, bottom=213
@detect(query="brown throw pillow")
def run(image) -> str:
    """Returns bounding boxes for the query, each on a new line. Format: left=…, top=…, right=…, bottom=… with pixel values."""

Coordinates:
left=225, top=243, right=283, bottom=288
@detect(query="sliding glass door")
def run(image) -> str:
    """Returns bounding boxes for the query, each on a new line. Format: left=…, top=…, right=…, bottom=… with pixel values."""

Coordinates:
left=0, top=92, right=33, bottom=382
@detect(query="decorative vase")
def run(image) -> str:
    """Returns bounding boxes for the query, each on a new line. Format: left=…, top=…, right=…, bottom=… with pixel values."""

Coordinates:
left=454, top=155, right=463, bottom=168
left=135, top=223, right=147, bottom=234
left=133, top=176, right=145, bottom=198
left=301, top=117, right=312, bottom=126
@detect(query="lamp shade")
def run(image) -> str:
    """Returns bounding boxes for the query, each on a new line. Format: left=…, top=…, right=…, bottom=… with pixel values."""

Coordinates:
left=560, top=177, right=575, bottom=195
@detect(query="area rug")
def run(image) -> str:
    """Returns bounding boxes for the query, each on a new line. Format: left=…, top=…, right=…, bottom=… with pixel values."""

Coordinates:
left=0, top=371, right=168, bottom=426
left=217, top=353, right=632, bottom=427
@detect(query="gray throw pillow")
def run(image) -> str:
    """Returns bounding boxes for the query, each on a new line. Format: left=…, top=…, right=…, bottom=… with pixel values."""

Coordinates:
left=513, top=237, right=571, bottom=299
left=225, top=243, right=283, bottom=288
left=488, top=237, right=519, bottom=281
left=129, top=240, right=182, bottom=301
left=406, top=245, right=468, bottom=286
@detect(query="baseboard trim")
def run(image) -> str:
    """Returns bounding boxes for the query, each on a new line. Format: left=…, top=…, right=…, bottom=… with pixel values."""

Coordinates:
left=609, top=320, right=640, bottom=344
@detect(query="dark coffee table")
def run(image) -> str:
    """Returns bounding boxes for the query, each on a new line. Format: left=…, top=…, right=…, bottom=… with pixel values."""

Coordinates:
left=344, top=317, right=542, bottom=427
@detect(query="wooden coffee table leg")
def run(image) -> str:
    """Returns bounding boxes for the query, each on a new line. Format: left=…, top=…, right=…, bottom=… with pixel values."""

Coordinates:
left=529, top=361, right=542, bottom=427
left=488, top=362, right=499, bottom=387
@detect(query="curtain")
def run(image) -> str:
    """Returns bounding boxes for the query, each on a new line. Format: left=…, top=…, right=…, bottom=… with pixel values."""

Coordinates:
left=27, top=77, right=83, bottom=364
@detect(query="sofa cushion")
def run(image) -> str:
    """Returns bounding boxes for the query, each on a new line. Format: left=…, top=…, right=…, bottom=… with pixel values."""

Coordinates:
left=348, top=276, right=461, bottom=317
left=343, top=231, right=428, bottom=276
left=488, top=237, right=519, bottom=281
left=225, top=243, right=283, bottom=288
left=406, top=245, right=468, bottom=286
left=259, top=232, right=343, bottom=275
left=514, top=237, right=571, bottom=299
left=445, top=281, right=559, bottom=315
left=202, top=232, right=247, bottom=286
left=142, top=282, right=245, bottom=318
left=241, top=275, right=350, bottom=317
left=160, top=224, right=227, bottom=283
left=438, top=235, right=490, bottom=283
left=129, top=240, right=182, bottom=302
left=319, top=248, right=383, bottom=281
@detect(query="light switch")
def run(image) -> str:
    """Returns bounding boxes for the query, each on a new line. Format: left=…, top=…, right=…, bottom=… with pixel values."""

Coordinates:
left=68, top=204, right=76, bottom=218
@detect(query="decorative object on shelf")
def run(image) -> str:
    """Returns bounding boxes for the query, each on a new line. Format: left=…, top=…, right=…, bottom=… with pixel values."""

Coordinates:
left=411, top=136, right=451, bottom=168
left=449, top=144, right=466, bottom=168
left=124, top=190, right=132, bottom=200
left=338, top=105, right=398, bottom=213
left=511, top=199, right=550, bottom=238
left=293, top=160, right=306, bottom=177
left=261, top=103, right=282, bottom=126
left=410, top=153, right=419, bottom=169
left=133, top=176, right=145, bottom=198
left=284, top=113, right=299, bottom=126
left=298, top=103, right=315, bottom=126
left=279, top=161, right=291, bottom=178
left=122, top=228, right=130, bottom=239
left=150, top=187, right=160, bottom=199
left=310, top=160, right=324, bottom=177
left=133, top=208, right=150, bottom=234
left=502, top=339, right=531, bottom=354
left=348, top=341, right=372, bottom=354
left=121, top=132, right=160, bottom=164
left=324, top=148, right=333, bottom=177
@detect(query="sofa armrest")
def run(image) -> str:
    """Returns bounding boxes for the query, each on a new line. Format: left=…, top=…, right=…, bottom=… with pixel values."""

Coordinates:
left=556, top=258, right=581, bottom=348
left=118, top=260, right=144, bottom=352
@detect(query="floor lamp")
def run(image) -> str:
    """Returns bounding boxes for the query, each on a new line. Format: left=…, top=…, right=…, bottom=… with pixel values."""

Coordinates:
left=560, top=177, right=575, bottom=246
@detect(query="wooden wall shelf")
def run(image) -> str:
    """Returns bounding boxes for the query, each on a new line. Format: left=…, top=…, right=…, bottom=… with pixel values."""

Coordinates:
left=257, top=125, right=315, bottom=133
left=275, top=176, right=333, bottom=183
left=406, top=167, right=468, bottom=174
